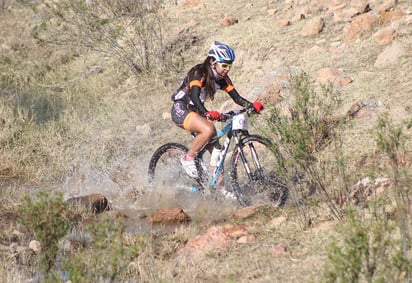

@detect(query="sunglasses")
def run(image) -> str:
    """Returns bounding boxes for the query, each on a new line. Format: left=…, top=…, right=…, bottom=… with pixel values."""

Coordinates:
left=217, top=62, right=232, bottom=68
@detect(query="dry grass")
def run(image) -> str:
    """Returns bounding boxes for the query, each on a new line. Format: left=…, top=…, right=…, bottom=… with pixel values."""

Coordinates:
left=0, top=0, right=411, bottom=281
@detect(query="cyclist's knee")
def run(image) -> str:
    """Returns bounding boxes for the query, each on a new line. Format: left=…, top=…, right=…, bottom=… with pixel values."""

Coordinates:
left=203, top=123, right=216, bottom=139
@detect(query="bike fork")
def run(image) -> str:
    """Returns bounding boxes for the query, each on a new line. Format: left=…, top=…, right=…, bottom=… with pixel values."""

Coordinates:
left=235, top=137, right=262, bottom=181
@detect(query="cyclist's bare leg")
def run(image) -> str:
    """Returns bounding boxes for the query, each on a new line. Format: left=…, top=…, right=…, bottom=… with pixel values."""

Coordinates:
left=185, top=114, right=216, bottom=159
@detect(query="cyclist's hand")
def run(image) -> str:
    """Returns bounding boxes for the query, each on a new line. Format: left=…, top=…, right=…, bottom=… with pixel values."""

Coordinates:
left=205, top=110, right=223, bottom=121
left=250, top=101, right=263, bottom=114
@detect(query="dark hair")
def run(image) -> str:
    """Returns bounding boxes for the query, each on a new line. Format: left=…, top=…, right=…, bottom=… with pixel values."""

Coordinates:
left=186, top=56, right=217, bottom=100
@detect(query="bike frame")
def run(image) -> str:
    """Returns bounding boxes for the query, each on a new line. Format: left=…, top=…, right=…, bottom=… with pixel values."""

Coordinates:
left=205, top=110, right=259, bottom=190
left=208, top=120, right=233, bottom=189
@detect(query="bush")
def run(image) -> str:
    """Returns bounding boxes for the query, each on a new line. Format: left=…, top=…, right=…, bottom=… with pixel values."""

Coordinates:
left=263, top=72, right=345, bottom=224
left=19, top=190, right=70, bottom=278
left=18, top=190, right=146, bottom=282
left=63, top=215, right=144, bottom=283
left=324, top=206, right=410, bottom=282
left=33, top=0, right=171, bottom=74
left=324, top=115, right=412, bottom=282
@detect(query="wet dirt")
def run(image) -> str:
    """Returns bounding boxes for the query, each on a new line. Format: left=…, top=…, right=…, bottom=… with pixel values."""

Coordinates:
left=60, top=156, right=240, bottom=235
left=111, top=187, right=240, bottom=235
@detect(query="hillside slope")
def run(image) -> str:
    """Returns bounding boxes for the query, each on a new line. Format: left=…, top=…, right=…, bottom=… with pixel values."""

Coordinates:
left=0, top=0, right=411, bottom=282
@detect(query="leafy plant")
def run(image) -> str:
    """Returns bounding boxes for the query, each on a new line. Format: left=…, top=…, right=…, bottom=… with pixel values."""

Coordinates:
left=324, top=115, right=412, bottom=282
left=324, top=204, right=412, bottom=282
left=375, top=114, right=411, bottom=278
left=63, top=215, right=143, bottom=283
left=263, top=72, right=345, bottom=224
left=19, top=190, right=70, bottom=277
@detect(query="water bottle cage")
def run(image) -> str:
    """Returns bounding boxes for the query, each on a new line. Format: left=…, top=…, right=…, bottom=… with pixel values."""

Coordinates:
left=210, top=146, right=223, bottom=167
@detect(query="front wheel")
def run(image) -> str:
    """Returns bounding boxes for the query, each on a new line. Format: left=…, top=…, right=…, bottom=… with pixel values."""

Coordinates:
left=230, top=135, right=288, bottom=207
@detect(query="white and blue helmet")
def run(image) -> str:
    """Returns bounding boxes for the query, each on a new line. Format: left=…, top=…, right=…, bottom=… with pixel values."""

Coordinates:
left=208, top=41, right=235, bottom=63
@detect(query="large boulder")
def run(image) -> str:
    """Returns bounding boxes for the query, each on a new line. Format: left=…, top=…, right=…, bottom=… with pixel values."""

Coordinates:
left=66, top=193, right=111, bottom=214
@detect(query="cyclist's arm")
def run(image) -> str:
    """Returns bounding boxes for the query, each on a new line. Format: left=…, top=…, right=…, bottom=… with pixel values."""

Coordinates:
left=220, top=77, right=252, bottom=108
left=227, top=88, right=252, bottom=108
left=189, top=80, right=208, bottom=116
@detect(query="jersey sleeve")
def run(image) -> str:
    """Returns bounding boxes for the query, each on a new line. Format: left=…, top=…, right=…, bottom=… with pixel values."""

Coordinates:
left=219, top=76, right=252, bottom=108
left=189, top=73, right=208, bottom=115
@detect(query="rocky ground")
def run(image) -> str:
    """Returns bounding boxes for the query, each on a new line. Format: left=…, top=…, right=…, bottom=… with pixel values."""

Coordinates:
left=0, top=0, right=411, bottom=282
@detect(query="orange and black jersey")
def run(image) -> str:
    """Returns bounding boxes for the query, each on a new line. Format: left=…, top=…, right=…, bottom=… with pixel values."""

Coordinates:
left=171, top=71, right=251, bottom=116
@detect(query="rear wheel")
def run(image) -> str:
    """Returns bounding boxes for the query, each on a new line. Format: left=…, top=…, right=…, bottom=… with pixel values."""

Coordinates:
left=148, top=143, right=194, bottom=191
left=230, top=135, right=288, bottom=207
left=148, top=143, right=208, bottom=193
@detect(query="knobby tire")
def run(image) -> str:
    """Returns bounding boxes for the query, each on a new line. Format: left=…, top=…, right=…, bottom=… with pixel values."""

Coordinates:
left=148, top=142, right=190, bottom=187
left=230, top=135, right=288, bottom=207
left=148, top=142, right=208, bottom=193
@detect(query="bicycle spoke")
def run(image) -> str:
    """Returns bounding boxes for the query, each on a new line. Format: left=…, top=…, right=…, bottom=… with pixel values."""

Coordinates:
left=230, top=136, right=288, bottom=207
left=148, top=143, right=196, bottom=192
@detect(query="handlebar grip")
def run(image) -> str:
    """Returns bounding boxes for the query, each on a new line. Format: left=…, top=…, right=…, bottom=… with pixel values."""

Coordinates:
left=217, top=114, right=229, bottom=122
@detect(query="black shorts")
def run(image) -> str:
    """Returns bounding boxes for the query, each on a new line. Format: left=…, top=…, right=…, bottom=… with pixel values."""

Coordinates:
left=171, top=100, right=200, bottom=130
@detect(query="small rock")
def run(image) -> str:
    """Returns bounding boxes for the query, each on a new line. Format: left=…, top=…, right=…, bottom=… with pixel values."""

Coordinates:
left=29, top=240, right=41, bottom=253
left=267, top=216, right=287, bottom=228
left=373, top=27, right=397, bottom=45
left=147, top=208, right=191, bottom=224
left=220, top=15, right=238, bottom=26
left=375, top=43, right=405, bottom=67
left=237, top=234, right=256, bottom=244
left=270, top=243, right=288, bottom=256
left=276, top=19, right=290, bottom=26
left=233, top=205, right=262, bottom=219
left=301, top=17, right=324, bottom=37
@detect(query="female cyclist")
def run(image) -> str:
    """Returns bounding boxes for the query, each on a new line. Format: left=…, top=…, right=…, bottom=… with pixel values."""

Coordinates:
left=170, top=41, right=263, bottom=188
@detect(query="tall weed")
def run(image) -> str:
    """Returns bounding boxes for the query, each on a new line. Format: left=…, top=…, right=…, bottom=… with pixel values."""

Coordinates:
left=325, top=115, right=412, bottom=282
left=33, top=0, right=171, bottom=74
left=63, top=216, right=144, bottom=283
left=18, top=190, right=145, bottom=282
left=375, top=114, right=411, bottom=276
left=325, top=206, right=399, bottom=282
left=263, top=72, right=345, bottom=225
left=19, top=190, right=70, bottom=279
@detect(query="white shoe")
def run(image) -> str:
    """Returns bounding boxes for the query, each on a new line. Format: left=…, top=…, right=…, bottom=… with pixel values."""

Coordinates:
left=220, top=188, right=237, bottom=201
left=180, top=156, right=198, bottom=179
left=198, top=160, right=209, bottom=179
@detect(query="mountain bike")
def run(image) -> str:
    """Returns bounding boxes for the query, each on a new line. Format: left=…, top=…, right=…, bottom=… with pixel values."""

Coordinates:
left=147, top=108, right=288, bottom=207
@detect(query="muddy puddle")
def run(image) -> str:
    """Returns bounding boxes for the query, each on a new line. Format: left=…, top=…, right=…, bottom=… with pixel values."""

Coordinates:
left=61, top=159, right=239, bottom=235
left=109, top=187, right=239, bottom=235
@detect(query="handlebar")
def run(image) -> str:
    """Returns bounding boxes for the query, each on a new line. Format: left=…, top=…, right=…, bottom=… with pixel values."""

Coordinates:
left=215, top=108, right=257, bottom=122
left=205, top=106, right=262, bottom=121
left=220, top=108, right=247, bottom=120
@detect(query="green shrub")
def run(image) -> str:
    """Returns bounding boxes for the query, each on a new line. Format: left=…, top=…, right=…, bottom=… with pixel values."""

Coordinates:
left=33, top=0, right=171, bottom=74
left=263, top=72, right=345, bottom=223
left=375, top=114, right=411, bottom=277
left=324, top=115, right=412, bottom=282
left=19, top=190, right=70, bottom=278
left=18, top=190, right=146, bottom=282
left=324, top=206, right=410, bottom=282
left=63, top=215, right=144, bottom=283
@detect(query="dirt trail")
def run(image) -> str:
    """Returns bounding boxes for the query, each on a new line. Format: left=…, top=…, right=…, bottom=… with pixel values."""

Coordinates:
left=60, top=150, right=240, bottom=234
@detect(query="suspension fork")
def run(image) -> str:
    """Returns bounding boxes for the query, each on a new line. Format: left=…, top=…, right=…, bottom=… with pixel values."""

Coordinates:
left=248, top=141, right=263, bottom=171
left=234, top=132, right=265, bottom=181
left=233, top=132, right=254, bottom=181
